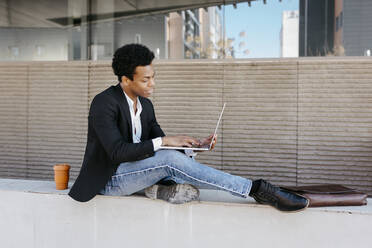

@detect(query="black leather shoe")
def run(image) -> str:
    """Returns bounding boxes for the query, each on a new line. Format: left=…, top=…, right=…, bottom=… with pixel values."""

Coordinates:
left=144, top=184, right=199, bottom=204
left=250, top=180, right=309, bottom=212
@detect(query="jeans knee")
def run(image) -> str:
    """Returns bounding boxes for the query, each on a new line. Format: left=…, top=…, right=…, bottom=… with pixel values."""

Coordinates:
left=156, top=149, right=180, bottom=158
left=165, top=150, right=187, bottom=162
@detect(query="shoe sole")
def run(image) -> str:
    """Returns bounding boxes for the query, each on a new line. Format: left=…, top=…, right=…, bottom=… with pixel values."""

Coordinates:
left=278, top=192, right=310, bottom=213
left=144, top=184, right=159, bottom=200
left=254, top=191, right=310, bottom=213
left=145, top=184, right=200, bottom=204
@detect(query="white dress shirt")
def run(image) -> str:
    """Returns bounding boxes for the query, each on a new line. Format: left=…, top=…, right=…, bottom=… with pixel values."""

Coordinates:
left=123, top=91, right=195, bottom=156
left=124, top=92, right=142, bottom=143
left=123, top=91, right=162, bottom=151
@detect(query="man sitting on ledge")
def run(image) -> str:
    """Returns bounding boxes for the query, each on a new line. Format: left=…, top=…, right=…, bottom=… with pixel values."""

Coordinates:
left=68, top=44, right=309, bottom=212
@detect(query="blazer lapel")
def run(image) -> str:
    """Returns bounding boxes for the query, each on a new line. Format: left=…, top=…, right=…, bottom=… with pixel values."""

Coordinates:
left=114, top=83, right=132, bottom=140
left=139, top=97, right=148, bottom=141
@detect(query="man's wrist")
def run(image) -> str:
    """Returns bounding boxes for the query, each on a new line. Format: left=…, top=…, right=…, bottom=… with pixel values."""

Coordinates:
left=161, top=136, right=167, bottom=146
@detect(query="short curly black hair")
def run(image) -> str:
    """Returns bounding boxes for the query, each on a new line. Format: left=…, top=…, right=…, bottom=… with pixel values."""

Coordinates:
left=112, top=44, right=155, bottom=82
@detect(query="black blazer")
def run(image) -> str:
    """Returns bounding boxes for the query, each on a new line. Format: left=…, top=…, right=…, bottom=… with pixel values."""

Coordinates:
left=69, top=83, right=165, bottom=202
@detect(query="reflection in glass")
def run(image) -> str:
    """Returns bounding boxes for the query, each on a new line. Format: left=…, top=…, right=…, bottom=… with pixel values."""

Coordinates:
left=225, top=1, right=299, bottom=58
left=0, top=0, right=86, bottom=61
left=168, top=7, right=226, bottom=59
left=300, top=0, right=372, bottom=57
left=1, top=0, right=372, bottom=61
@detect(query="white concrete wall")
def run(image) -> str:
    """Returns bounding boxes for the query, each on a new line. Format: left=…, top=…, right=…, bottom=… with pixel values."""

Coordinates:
left=0, top=179, right=371, bottom=248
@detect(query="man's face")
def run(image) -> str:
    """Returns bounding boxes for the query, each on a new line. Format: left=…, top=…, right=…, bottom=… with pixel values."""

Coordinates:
left=123, top=64, right=155, bottom=99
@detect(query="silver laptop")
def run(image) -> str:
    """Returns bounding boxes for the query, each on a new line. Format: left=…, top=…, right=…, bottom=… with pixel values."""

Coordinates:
left=160, top=103, right=226, bottom=151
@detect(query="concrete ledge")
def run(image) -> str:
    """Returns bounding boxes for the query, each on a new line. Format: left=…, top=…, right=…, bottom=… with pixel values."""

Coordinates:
left=0, top=179, right=371, bottom=248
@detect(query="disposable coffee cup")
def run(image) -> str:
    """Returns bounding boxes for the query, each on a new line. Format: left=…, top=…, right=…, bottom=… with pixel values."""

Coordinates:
left=53, top=164, right=70, bottom=190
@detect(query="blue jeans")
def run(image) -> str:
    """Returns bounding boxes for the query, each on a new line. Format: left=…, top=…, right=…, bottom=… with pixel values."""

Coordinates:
left=100, top=150, right=252, bottom=198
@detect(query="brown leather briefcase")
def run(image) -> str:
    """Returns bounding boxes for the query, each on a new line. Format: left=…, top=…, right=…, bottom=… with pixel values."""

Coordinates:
left=281, top=184, right=368, bottom=207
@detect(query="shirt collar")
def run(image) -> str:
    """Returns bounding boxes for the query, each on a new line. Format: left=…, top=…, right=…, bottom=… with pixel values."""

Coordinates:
left=123, top=90, right=142, bottom=115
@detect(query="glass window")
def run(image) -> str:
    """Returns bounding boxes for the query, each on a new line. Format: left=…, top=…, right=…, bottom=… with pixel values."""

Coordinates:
left=225, top=1, right=299, bottom=58
left=0, top=0, right=88, bottom=61
left=1, top=0, right=372, bottom=61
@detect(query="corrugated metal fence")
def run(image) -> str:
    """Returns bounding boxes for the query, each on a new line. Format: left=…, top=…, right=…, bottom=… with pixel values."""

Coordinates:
left=1, top=58, right=372, bottom=194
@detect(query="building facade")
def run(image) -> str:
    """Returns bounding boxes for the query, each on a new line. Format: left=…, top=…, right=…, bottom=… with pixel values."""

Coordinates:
left=299, top=0, right=372, bottom=57
left=280, top=10, right=299, bottom=57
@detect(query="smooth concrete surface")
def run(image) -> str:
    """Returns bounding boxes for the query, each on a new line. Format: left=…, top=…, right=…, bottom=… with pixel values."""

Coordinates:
left=0, top=179, right=371, bottom=248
